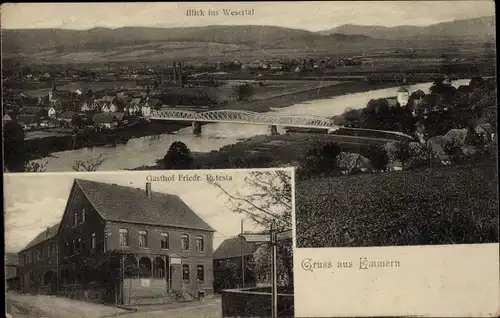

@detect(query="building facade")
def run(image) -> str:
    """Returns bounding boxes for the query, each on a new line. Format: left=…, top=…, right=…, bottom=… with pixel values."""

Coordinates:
left=17, top=224, right=59, bottom=294
left=16, top=179, right=215, bottom=305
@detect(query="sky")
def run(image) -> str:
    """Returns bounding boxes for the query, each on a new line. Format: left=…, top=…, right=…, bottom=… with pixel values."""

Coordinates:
left=3, top=168, right=293, bottom=253
left=1, top=1, right=495, bottom=31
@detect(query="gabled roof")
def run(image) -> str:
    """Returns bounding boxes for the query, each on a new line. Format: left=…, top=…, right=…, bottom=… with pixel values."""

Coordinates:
left=74, top=179, right=215, bottom=232
left=23, top=106, right=46, bottom=114
left=59, top=111, right=76, bottom=119
left=92, top=112, right=124, bottom=124
left=444, top=128, right=473, bottom=144
left=477, top=123, right=495, bottom=134
left=214, top=237, right=259, bottom=259
left=20, top=223, right=60, bottom=252
left=130, top=98, right=142, bottom=105
left=17, top=114, right=37, bottom=124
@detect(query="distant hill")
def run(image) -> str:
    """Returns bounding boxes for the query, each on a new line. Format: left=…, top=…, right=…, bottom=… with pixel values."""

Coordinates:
left=1, top=25, right=374, bottom=54
left=318, top=16, right=496, bottom=40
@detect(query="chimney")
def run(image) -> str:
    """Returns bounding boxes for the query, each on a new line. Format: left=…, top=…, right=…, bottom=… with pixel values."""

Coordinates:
left=46, top=227, right=50, bottom=238
left=146, top=182, right=152, bottom=199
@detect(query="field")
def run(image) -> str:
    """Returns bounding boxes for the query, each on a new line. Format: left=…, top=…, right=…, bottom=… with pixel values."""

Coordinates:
left=193, top=133, right=392, bottom=169
left=295, top=160, right=499, bottom=248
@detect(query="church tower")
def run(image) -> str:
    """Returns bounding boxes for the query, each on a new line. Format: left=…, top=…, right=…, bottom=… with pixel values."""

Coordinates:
left=48, top=79, right=57, bottom=101
left=396, top=77, right=410, bottom=107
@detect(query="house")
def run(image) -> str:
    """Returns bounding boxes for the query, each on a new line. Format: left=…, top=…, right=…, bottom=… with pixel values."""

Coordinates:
left=80, top=101, right=91, bottom=112
left=39, top=118, right=60, bottom=128
left=475, top=123, right=496, bottom=142
left=5, top=253, right=20, bottom=291
left=3, top=114, right=12, bottom=122
left=51, top=179, right=214, bottom=304
left=101, top=102, right=118, bottom=113
left=213, top=237, right=260, bottom=292
left=22, top=106, right=47, bottom=119
left=428, top=128, right=476, bottom=163
left=268, top=61, right=282, bottom=70
left=17, top=223, right=60, bottom=294
left=58, top=111, right=77, bottom=123
left=128, top=98, right=142, bottom=115
left=92, top=112, right=124, bottom=129
left=47, top=106, right=57, bottom=118
left=17, top=115, right=38, bottom=130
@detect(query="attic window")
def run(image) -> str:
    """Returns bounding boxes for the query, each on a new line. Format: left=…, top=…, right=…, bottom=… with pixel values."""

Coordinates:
left=81, top=208, right=86, bottom=223
left=73, top=212, right=78, bottom=226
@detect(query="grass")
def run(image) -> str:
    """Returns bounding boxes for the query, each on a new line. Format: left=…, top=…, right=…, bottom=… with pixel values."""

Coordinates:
left=296, top=160, right=499, bottom=248
left=194, top=133, right=390, bottom=169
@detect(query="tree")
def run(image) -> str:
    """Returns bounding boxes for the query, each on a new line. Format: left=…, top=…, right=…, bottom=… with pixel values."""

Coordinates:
left=442, top=136, right=464, bottom=164
left=235, top=84, right=254, bottom=101
left=388, top=141, right=412, bottom=170
left=409, top=141, right=436, bottom=169
left=337, top=152, right=363, bottom=174
left=209, top=170, right=293, bottom=286
left=163, top=141, right=193, bottom=170
left=365, top=146, right=389, bottom=172
left=24, top=161, right=48, bottom=172
left=72, top=154, right=106, bottom=171
left=298, top=141, right=342, bottom=179
left=3, top=121, right=26, bottom=172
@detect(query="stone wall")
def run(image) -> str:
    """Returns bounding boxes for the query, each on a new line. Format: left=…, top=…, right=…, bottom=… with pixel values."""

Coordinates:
left=221, top=287, right=294, bottom=318
left=123, top=278, right=170, bottom=305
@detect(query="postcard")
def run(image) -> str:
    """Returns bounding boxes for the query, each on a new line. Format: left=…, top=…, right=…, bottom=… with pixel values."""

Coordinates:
left=2, top=1, right=498, bottom=317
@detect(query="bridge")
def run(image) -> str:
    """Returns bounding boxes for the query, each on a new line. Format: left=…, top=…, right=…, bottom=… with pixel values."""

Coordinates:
left=149, top=109, right=413, bottom=140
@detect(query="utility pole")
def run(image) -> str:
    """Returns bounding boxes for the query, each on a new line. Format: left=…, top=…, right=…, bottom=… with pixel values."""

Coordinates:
left=240, top=219, right=245, bottom=288
left=270, top=222, right=278, bottom=318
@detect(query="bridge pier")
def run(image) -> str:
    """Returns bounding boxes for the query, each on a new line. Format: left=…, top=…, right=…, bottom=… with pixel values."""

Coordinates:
left=192, top=121, right=202, bottom=135
left=268, top=125, right=279, bottom=136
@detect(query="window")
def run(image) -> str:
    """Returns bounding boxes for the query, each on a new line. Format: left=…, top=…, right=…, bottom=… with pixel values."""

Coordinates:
left=37, top=248, right=41, bottom=260
left=91, top=233, right=96, bottom=249
left=73, top=212, right=78, bottom=226
left=76, top=238, right=82, bottom=254
left=119, top=229, right=129, bottom=247
left=182, top=264, right=190, bottom=282
left=196, top=235, right=204, bottom=252
left=181, top=234, right=189, bottom=250
left=138, top=230, right=148, bottom=248
left=31, top=251, right=34, bottom=263
left=81, top=208, right=86, bottom=223
left=197, top=265, right=205, bottom=282
left=71, top=239, right=76, bottom=254
left=48, top=244, right=52, bottom=257
left=161, top=233, right=169, bottom=249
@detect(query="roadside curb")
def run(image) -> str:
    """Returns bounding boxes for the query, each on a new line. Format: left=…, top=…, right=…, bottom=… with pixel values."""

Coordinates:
left=115, top=305, right=137, bottom=312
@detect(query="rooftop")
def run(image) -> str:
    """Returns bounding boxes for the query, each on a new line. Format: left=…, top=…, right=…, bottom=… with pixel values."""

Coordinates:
left=74, top=179, right=215, bottom=232
left=214, top=236, right=259, bottom=259
left=20, top=223, right=60, bottom=252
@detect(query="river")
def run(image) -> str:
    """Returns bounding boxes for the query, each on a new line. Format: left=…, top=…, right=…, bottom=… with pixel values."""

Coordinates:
left=32, top=79, right=471, bottom=171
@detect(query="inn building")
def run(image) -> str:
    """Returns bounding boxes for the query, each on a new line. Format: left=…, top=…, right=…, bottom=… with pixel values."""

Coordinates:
left=16, top=179, right=215, bottom=305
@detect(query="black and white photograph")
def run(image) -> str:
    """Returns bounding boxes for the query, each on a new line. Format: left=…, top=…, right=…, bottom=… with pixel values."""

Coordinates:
left=2, top=1, right=499, bottom=317
left=4, top=169, right=294, bottom=317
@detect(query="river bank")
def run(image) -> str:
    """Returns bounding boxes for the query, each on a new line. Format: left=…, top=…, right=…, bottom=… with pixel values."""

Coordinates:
left=129, top=131, right=398, bottom=171
left=24, top=80, right=396, bottom=160
left=223, top=80, right=403, bottom=113
left=25, top=121, right=191, bottom=161
left=28, top=78, right=474, bottom=171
